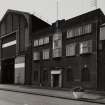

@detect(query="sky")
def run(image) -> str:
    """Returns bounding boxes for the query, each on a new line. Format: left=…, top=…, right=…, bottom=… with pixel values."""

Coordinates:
left=0, top=0, right=105, bottom=24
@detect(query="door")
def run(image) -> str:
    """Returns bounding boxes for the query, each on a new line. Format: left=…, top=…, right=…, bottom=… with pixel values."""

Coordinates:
left=53, top=74, right=59, bottom=87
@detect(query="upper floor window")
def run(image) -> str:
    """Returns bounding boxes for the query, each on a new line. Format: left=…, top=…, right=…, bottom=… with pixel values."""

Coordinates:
left=100, top=26, right=105, bottom=40
left=34, top=36, right=49, bottom=47
left=44, top=37, right=49, bottom=44
left=39, top=38, right=43, bottom=46
left=66, top=43, right=76, bottom=56
left=82, top=24, right=92, bottom=34
left=67, top=29, right=73, bottom=38
left=80, top=40, right=92, bottom=54
left=34, top=40, right=38, bottom=47
left=53, top=48, right=62, bottom=58
left=33, top=52, right=40, bottom=60
left=53, top=32, right=62, bottom=58
left=43, top=49, right=50, bottom=60
left=67, top=24, right=92, bottom=39
left=78, top=26, right=83, bottom=36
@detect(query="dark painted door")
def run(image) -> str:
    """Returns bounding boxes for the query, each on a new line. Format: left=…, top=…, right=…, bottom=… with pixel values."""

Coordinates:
left=53, top=74, right=59, bottom=87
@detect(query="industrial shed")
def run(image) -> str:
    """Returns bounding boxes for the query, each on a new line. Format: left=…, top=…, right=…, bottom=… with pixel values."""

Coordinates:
left=0, top=9, right=50, bottom=84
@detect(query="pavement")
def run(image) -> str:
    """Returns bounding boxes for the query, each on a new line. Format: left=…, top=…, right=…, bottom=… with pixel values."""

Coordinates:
left=0, top=84, right=105, bottom=104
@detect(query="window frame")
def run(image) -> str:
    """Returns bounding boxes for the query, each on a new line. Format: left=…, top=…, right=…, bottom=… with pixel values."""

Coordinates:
left=33, top=51, right=40, bottom=61
left=43, top=36, right=49, bottom=44
left=42, top=49, right=50, bottom=60
left=80, top=40, right=92, bottom=54
left=34, top=40, right=38, bottom=47
left=39, top=38, right=44, bottom=46
left=66, top=43, right=76, bottom=57
left=53, top=32, right=62, bottom=58
left=66, top=24, right=92, bottom=39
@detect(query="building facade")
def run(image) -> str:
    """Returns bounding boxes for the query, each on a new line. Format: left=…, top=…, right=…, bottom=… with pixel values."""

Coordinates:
left=32, top=9, right=105, bottom=90
left=1, top=9, right=105, bottom=90
left=0, top=9, right=50, bottom=85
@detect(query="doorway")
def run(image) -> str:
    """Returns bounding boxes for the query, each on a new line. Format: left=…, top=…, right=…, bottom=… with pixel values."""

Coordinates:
left=53, top=74, right=59, bottom=87
left=1, top=58, right=14, bottom=84
left=51, top=70, right=62, bottom=88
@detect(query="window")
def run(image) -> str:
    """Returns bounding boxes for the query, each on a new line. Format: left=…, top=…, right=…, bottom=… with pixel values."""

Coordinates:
left=83, top=24, right=92, bottom=34
left=34, top=71, right=38, bottom=81
left=34, top=36, right=49, bottom=47
left=66, top=67, right=73, bottom=81
left=78, top=26, right=82, bottom=36
left=53, top=33, right=62, bottom=49
left=74, top=28, right=78, bottom=37
left=87, top=24, right=92, bottom=33
left=53, top=39, right=62, bottom=49
left=67, top=29, right=73, bottom=38
left=67, top=24, right=92, bottom=38
left=44, top=37, right=49, bottom=44
left=80, top=40, right=92, bottom=54
left=43, top=70, right=48, bottom=81
left=39, top=38, right=43, bottom=46
left=53, top=48, right=62, bottom=58
left=33, top=52, right=40, bottom=60
left=53, top=32, right=62, bottom=57
left=100, top=26, right=105, bottom=40
left=81, top=66, right=90, bottom=82
left=34, top=40, right=38, bottom=47
left=66, top=43, right=76, bottom=56
left=43, top=49, right=50, bottom=60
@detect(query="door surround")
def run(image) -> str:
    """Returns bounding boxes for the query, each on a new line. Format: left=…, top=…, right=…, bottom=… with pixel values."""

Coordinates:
left=51, top=70, right=62, bottom=88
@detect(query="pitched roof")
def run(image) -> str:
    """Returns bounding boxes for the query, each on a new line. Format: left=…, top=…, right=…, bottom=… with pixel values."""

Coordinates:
left=66, top=8, right=105, bottom=25
left=0, top=9, right=50, bottom=25
left=0, top=9, right=30, bottom=23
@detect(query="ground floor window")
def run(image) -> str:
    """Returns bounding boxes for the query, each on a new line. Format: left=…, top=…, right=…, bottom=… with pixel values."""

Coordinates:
left=66, top=67, right=73, bottom=81
left=81, top=65, right=90, bottom=82
left=34, top=71, right=38, bottom=81
left=43, top=70, right=48, bottom=82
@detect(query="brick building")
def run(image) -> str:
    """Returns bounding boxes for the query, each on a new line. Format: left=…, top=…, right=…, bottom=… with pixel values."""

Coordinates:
left=32, top=9, right=105, bottom=90
left=1, top=9, right=105, bottom=90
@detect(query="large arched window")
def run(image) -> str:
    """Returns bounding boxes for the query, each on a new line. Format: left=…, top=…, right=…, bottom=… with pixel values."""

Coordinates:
left=81, top=65, right=90, bottom=82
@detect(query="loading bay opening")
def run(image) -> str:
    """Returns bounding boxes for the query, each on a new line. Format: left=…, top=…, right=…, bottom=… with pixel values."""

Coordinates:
left=1, top=58, right=15, bottom=84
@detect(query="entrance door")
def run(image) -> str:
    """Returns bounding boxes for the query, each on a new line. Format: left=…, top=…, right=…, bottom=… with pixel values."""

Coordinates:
left=53, top=74, right=59, bottom=87
left=51, top=70, right=62, bottom=88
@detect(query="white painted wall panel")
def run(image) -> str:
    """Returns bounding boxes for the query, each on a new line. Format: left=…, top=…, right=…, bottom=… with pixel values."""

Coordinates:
left=15, top=56, right=25, bottom=84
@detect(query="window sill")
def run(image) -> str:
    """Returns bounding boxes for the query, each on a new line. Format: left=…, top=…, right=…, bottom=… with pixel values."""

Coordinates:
left=66, top=55, right=76, bottom=57
left=42, top=59, right=50, bottom=61
left=80, top=52, right=92, bottom=56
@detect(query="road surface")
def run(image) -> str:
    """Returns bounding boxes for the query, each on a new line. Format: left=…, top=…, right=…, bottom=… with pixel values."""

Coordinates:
left=0, top=90, right=103, bottom=105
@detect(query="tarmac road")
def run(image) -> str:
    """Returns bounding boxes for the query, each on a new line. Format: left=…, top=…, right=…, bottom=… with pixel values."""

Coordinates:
left=0, top=90, right=103, bottom=105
